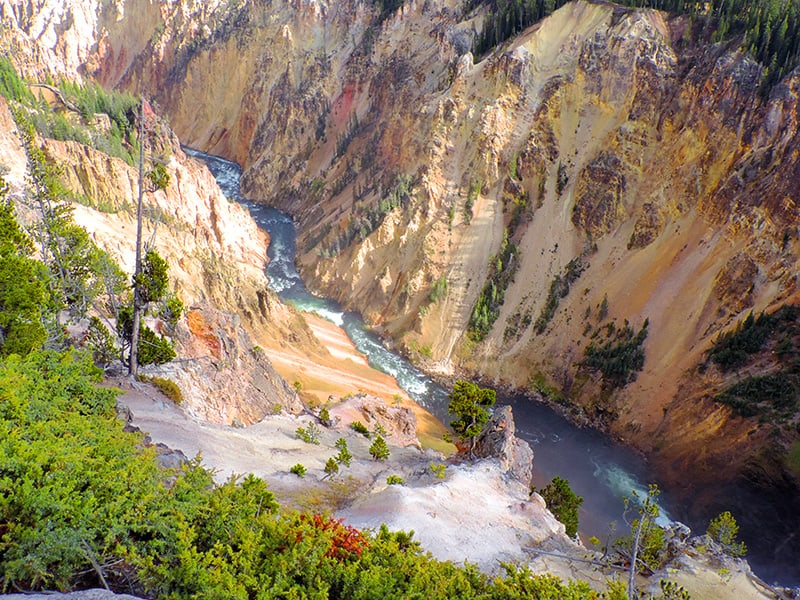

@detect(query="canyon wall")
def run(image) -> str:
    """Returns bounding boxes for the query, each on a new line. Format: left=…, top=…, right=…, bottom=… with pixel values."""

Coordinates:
left=4, top=0, right=800, bottom=504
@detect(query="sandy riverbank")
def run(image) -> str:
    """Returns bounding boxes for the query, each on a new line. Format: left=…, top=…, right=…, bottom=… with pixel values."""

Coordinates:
left=261, top=311, right=453, bottom=452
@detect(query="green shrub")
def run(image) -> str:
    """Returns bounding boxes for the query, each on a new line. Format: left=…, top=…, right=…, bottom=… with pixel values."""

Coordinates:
left=534, top=256, right=586, bottom=334
left=369, top=435, right=390, bottom=461
left=708, top=307, right=798, bottom=372
left=321, top=174, right=413, bottom=256
left=289, top=463, right=307, bottom=478
left=324, top=456, right=340, bottom=478
left=350, top=420, right=371, bottom=438
left=0, top=348, right=606, bottom=597
left=158, top=294, right=184, bottom=329
left=707, top=511, right=747, bottom=557
left=530, top=371, right=564, bottom=403
left=464, top=179, right=480, bottom=224
left=387, top=475, right=405, bottom=485
left=615, top=485, right=667, bottom=574
left=428, top=276, right=448, bottom=304
left=715, top=372, right=798, bottom=419
left=429, top=462, right=447, bottom=479
left=335, top=437, right=352, bottom=467
left=136, top=249, right=169, bottom=304
left=143, top=375, right=183, bottom=404
left=583, top=319, right=648, bottom=389
left=0, top=350, right=162, bottom=590
left=136, top=325, right=176, bottom=365
left=146, top=163, right=170, bottom=192
left=295, top=422, right=321, bottom=445
left=598, top=293, right=609, bottom=322
left=537, top=477, right=583, bottom=538
left=468, top=229, right=518, bottom=341
left=84, top=316, right=117, bottom=367
left=319, top=406, right=332, bottom=427
left=0, top=57, right=35, bottom=103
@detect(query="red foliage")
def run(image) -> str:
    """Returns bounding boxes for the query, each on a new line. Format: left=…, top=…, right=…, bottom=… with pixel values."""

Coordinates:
left=301, top=514, right=369, bottom=560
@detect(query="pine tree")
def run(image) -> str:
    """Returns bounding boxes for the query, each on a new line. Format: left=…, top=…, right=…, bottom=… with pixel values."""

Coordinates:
left=369, top=435, right=390, bottom=461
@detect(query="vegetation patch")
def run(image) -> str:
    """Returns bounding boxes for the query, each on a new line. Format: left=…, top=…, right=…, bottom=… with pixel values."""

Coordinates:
left=471, top=0, right=800, bottom=94
left=2, top=61, right=141, bottom=166
left=707, top=306, right=798, bottom=372
left=321, top=174, right=414, bottom=257
left=529, top=371, right=565, bottom=403
left=142, top=375, right=183, bottom=404
left=715, top=372, right=798, bottom=421
left=428, top=275, right=448, bottom=304
left=536, top=477, right=583, bottom=538
left=468, top=229, right=519, bottom=341
left=534, top=255, right=587, bottom=334
left=464, top=179, right=481, bottom=224
left=448, top=380, right=496, bottom=456
left=289, top=463, right=307, bottom=477
left=350, top=420, right=371, bottom=438
left=707, top=306, right=800, bottom=423
left=583, top=319, right=649, bottom=389
left=295, top=422, right=322, bottom=445
left=369, top=435, right=390, bottom=461
left=707, top=511, right=747, bottom=557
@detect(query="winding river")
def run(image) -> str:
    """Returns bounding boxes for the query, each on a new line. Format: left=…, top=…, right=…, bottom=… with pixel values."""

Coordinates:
left=188, top=148, right=798, bottom=587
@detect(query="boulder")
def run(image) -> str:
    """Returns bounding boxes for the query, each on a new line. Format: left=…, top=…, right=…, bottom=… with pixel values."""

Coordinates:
left=473, top=406, right=534, bottom=488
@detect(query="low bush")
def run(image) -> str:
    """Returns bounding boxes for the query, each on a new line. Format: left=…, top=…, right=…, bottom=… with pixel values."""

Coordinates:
left=290, top=463, right=307, bottom=478
left=369, top=435, right=390, bottom=461
left=350, top=420, right=371, bottom=438
left=296, top=422, right=321, bottom=445
left=144, top=375, right=183, bottom=404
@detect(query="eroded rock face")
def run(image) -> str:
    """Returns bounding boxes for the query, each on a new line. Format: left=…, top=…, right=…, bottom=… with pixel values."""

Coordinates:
left=572, top=152, right=627, bottom=238
left=145, top=305, right=302, bottom=426
left=330, top=394, right=419, bottom=448
left=473, top=405, right=534, bottom=488
left=712, top=252, right=759, bottom=316
left=0, top=89, right=307, bottom=431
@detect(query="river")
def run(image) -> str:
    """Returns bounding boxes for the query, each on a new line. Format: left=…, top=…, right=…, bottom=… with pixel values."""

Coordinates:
left=187, top=148, right=798, bottom=587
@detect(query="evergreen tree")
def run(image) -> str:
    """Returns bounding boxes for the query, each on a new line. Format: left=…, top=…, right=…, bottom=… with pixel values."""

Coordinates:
left=369, top=435, right=390, bottom=461
left=538, top=477, right=583, bottom=538
left=448, top=380, right=496, bottom=456
left=0, top=179, right=48, bottom=356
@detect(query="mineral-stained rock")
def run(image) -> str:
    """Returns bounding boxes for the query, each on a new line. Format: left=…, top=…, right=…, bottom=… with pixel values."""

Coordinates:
left=628, top=202, right=666, bottom=249
left=572, top=151, right=627, bottom=238
left=144, top=304, right=302, bottom=426
left=331, top=394, right=419, bottom=448
left=473, top=405, right=534, bottom=488
left=712, top=252, right=759, bottom=316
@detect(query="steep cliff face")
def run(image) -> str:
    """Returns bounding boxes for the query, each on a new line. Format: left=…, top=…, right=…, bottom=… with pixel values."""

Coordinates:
left=5, top=0, right=800, bottom=501
left=0, top=92, right=306, bottom=424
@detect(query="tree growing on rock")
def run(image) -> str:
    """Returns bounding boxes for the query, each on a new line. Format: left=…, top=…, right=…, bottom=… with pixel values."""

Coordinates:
left=335, top=437, right=352, bottom=467
left=448, top=380, right=496, bottom=457
left=369, top=435, right=390, bottom=461
left=617, top=484, right=666, bottom=599
left=707, top=511, right=747, bottom=557
left=537, top=476, right=583, bottom=538
left=323, top=457, right=339, bottom=479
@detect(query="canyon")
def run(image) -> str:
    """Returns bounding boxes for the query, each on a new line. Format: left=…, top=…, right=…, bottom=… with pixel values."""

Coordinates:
left=2, top=0, right=800, bottom=592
